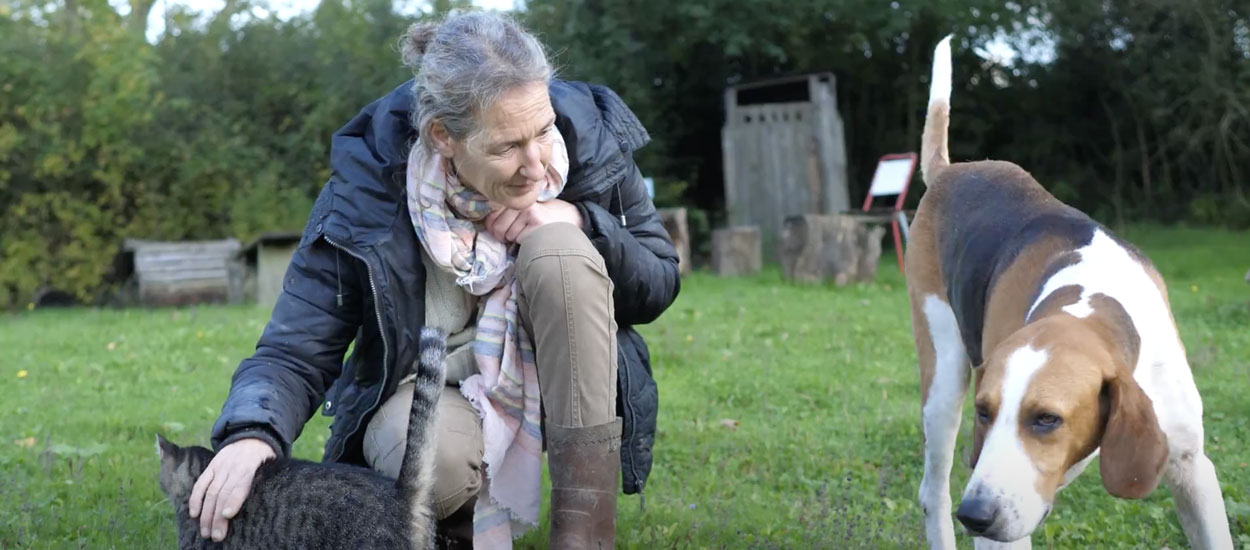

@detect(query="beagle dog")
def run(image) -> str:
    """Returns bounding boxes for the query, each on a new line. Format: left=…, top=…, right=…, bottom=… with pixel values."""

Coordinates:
left=907, top=36, right=1234, bottom=549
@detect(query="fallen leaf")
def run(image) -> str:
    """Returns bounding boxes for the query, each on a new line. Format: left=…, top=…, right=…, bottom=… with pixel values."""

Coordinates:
left=719, top=419, right=740, bottom=430
left=14, top=437, right=35, bottom=448
left=16, top=370, right=27, bottom=379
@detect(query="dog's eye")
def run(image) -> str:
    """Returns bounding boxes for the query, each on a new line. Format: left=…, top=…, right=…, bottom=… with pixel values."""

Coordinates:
left=975, top=406, right=991, bottom=424
left=1032, top=413, right=1063, bottom=432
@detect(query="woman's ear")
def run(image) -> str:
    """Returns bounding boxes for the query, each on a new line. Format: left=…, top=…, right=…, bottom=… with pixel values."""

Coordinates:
left=1099, top=370, right=1168, bottom=499
left=428, top=120, right=457, bottom=158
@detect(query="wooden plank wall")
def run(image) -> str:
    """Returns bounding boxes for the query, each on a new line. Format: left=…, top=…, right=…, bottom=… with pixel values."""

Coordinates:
left=809, top=77, right=850, bottom=215
left=124, top=239, right=240, bottom=306
left=722, top=75, right=849, bottom=260
left=722, top=101, right=821, bottom=259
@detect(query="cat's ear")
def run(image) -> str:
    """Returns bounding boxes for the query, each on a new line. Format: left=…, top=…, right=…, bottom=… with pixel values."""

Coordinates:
left=155, top=434, right=178, bottom=459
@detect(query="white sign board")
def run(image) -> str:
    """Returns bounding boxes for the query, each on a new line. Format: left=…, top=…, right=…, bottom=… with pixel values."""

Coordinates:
left=867, top=157, right=915, bottom=197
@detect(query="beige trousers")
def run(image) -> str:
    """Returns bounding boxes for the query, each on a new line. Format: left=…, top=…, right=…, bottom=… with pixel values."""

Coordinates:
left=362, top=222, right=618, bottom=519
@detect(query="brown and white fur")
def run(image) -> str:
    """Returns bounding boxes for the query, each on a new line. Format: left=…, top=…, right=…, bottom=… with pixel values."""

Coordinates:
left=907, top=36, right=1233, bottom=549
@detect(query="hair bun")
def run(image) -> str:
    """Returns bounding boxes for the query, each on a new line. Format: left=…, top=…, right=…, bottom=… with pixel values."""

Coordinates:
left=401, top=22, right=439, bottom=68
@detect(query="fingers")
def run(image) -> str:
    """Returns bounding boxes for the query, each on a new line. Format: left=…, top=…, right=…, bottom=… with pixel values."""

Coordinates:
left=515, top=223, right=540, bottom=244
left=188, top=467, right=213, bottom=519
left=484, top=208, right=500, bottom=228
left=485, top=208, right=526, bottom=243
left=187, top=438, right=273, bottom=541
left=200, top=470, right=228, bottom=539
left=221, top=479, right=252, bottom=519
left=210, top=479, right=236, bottom=541
left=201, top=467, right=253, bottom=541
left=503, top=210, right=530, bottom=242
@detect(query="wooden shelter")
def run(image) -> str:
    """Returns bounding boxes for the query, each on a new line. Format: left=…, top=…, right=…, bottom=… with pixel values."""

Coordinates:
left=236, top=232, right=302, bottom=307
left=118, top=238, right=241, bottom=306
left=721, top=73, right=850, bottom=259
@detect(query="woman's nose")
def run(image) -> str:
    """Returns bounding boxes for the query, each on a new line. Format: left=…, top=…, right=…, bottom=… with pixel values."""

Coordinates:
left=518, top=142, right=544, bottom=182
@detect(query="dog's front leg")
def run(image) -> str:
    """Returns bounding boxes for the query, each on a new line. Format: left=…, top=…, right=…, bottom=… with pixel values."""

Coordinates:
left=915, top=296, right=971, bottom=550
left=1165, top=447, right=1234, bottom=550
left=974, top=537, right=1032, bottom=550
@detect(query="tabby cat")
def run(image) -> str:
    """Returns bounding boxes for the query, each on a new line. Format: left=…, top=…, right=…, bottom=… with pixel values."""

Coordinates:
left=157, top=327, right=447, bottom=550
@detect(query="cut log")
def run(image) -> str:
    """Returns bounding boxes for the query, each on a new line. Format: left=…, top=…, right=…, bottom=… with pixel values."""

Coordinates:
left=779, top=214, right=886, bottom=285
left=711, top=226, right=762, bottom=276
left=658, top=207, right=692, bottom=276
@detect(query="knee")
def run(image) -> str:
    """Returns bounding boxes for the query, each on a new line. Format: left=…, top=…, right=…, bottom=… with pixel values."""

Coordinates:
left=365, top=385, right=484, bottom=519
left=431, top=389, right=484, bottom=518
left=363, top=384, right=413, bottom=479
left=431, top=434, right=482, bottom=518
left=516, top=222, right=609, bottom=294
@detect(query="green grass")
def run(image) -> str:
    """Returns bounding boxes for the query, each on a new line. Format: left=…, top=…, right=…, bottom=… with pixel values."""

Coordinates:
left=2, top=224, right=1248, bottom=549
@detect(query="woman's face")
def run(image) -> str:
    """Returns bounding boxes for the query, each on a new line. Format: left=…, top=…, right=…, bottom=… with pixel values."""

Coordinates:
left=434, top=82, right=557, bottom=211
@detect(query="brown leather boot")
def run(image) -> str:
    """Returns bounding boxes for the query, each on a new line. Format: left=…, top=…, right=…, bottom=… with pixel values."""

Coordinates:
left=546, top=418, right=622, bottom=550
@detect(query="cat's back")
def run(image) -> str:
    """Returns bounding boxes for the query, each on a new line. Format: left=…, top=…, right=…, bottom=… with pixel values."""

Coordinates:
left=216, top=458, right=412, bottom=550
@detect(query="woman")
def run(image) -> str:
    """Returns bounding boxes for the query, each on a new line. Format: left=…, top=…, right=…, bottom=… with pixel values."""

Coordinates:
left=187, top=12, right=680, bottom=550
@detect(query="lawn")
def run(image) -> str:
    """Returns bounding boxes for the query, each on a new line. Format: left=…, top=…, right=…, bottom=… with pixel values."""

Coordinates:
left=1, top=224, right=1247, bottom=549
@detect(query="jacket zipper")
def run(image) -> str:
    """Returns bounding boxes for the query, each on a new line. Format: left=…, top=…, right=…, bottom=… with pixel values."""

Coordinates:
left=618, top=343, right=641, bottom=490
left=323, top=236, right=390, bottom=453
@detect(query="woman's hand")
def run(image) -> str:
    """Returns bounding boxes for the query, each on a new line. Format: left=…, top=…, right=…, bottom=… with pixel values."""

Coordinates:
left=188, top=438, right=276, bottom=541
left=485, top=199, right=583, bottom=244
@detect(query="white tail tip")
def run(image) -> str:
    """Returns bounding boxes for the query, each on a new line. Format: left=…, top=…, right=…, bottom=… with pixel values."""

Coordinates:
left=929, top=35, right=953, bottom=107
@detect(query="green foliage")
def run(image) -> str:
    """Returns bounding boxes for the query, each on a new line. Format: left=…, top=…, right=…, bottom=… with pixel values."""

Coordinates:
left=4, top=0, right=1250, bottom=308
left=0, top=225, right=1246, bottom=547
left=525, top=0, right=1250, bottom=229
left=0, top=0, right=420, bottom=308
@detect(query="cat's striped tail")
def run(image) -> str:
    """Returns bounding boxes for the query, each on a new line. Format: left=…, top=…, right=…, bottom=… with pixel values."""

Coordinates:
left=397, top=326, right=447, bottom=549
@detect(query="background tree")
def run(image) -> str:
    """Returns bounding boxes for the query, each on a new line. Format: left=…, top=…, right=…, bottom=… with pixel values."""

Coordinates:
left=1, top=0, right=1247, bottom=308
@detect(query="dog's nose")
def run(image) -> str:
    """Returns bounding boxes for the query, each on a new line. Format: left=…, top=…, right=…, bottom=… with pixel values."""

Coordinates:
left=956, top=497, right=998, bottom=534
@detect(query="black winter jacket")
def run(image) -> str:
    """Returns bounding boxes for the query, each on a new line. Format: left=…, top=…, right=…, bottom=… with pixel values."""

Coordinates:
left=209, top=79, right=680, bottom=494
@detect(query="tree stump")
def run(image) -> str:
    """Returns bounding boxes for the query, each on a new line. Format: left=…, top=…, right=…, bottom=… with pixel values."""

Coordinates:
left=658, top=207, right=692, bottom=276
left=711, top=226, right=761, bottom=276
left=779, top=214, right=886, bottom=285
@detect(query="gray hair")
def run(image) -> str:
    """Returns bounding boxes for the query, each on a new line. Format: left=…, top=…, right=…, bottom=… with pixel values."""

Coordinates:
left=400, top=12, right=553, bottom=152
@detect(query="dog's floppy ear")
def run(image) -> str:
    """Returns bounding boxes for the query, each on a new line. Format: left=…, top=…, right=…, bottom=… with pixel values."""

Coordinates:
left=1099, top=371, right=1168, bottom=499
left=969, top=366, right=988, bottom=469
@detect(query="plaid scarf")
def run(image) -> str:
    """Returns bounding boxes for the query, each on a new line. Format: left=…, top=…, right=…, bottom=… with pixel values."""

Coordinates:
left=405, top=131, right=568, bottom=547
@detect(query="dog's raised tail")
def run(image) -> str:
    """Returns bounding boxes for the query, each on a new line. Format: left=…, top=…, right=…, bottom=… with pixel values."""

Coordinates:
left=921, top=35, right=953, bottom=184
